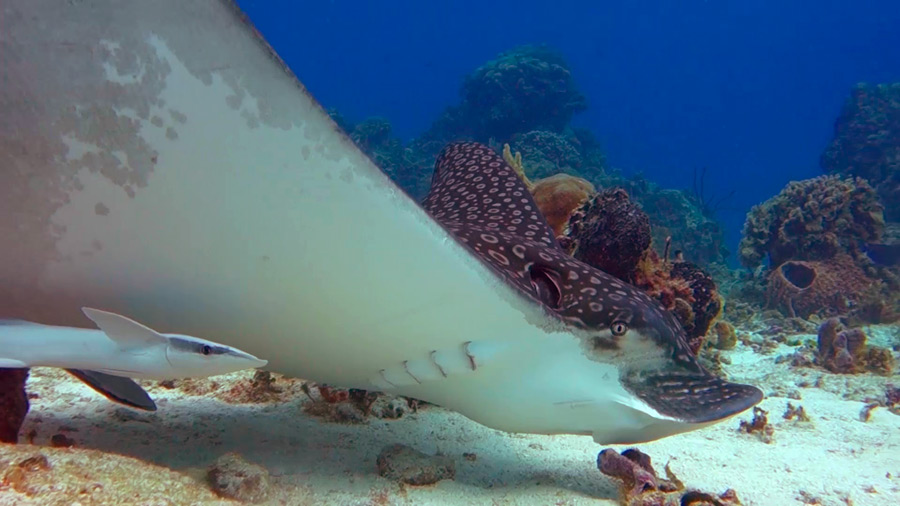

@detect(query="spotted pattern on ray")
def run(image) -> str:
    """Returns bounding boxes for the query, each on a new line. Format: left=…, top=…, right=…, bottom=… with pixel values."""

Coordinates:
left=423, top=142, right=700, bottom=370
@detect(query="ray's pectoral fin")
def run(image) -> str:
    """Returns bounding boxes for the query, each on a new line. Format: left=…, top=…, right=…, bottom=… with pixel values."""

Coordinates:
left=81, top=307, right=168, bottom=349
left=623, top=371, right=763, bottom=424
left=66, top=369, right=158, bottom=411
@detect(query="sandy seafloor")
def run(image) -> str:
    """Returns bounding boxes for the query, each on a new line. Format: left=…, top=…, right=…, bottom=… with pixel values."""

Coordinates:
left=1, top=325, right=899, bottom=506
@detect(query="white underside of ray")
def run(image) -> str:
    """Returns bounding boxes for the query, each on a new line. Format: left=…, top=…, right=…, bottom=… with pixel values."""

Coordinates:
left=38, top=36, right=556, bottom=389
left=1, top=0, right=711, bottom=442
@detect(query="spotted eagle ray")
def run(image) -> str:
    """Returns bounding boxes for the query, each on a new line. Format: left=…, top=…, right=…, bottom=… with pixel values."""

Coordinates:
left=0, top=0, right=761, bottom=445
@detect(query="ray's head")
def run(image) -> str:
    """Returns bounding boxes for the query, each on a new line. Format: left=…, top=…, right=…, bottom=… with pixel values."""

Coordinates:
left=164, top=334, right=268, bottom=378
left=552, top=265, right=764, bottom=433
left=424, top=142, right=763, bottom=442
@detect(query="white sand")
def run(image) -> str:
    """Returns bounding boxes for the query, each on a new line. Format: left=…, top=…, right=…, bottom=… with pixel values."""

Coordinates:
left=3, top=326, right=899, bottom=506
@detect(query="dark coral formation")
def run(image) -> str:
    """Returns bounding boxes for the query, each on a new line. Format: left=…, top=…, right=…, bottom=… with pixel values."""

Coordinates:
left=739, top=175, right=884, bottom=269
left=597, top=448, right=742, bottom=506
left=458, top=45, right=587, bottom=142
left=530, top=173, right=595, bottom=237
left=0, top=368, right=29, bottom=444
left=765, top=255, right=872, bottom=319
left=668, top=261, right=722, bottom=351
left=816, top=318, right=894, bottom=375
left=563, top=188, right=652, bottom=280
left=821, top=82, right=900, bottom=221
left=629, top=253, right=722, bottom=352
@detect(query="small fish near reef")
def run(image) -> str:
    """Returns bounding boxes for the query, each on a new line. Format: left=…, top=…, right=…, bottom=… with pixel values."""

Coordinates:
left=0, top=0, right=760, bottom=445
left=0, top=308, right=267, bottom=411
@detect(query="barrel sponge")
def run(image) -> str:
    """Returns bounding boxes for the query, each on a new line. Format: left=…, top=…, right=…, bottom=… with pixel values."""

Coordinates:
left=766, top=255, right=871, bottom=319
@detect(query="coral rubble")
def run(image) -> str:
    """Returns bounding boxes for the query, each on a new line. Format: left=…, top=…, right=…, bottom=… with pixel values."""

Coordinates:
left=816, top=318, right=894, bottom=375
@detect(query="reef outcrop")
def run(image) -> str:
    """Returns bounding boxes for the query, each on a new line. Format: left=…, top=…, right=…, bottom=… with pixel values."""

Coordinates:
left=739, top=175, right=884, bottom=269
left=458, top=45, right=587, bottom=143
left=821, top=82, right=900, bottom=221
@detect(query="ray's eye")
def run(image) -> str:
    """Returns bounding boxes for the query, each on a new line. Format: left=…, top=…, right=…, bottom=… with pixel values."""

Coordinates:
left=201, top=345, right=212, bottom=356
left=611, top=321, right=628, bottom=336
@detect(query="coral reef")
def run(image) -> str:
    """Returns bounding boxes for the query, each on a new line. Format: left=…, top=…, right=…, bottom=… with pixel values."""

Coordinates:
left=631, top=254, right=722, bottom=352
left=668, top=261, right=722, bottom=351
left=816, top=318, right=894, bottom=375
left=739, top=175, right=884, bottom=269
left=376, top=443, right=456, bottom=486
left=510, top=129, right=583, bottom=180
left=458, top=45, right=587, bottom=142
left=563, top=188, right=652, bottom=280
left=639, top=186, right=729, bottom=267
left=597, top=448, right=742, bottom=506
left=530, top=173, right=595, bottom=237
left=0, top=368, right=28, bottom=443
left=821, top=82, right=900, bottom=221
left=765, top=254, right=872, bottom=319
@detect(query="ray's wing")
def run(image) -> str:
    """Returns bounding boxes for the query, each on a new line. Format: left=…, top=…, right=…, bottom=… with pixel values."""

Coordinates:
left=0, top=0, right=557, bottom=388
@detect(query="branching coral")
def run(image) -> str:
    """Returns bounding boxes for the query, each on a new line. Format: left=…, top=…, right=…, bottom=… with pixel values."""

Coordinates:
left=739, top=175, right=884, bottom=269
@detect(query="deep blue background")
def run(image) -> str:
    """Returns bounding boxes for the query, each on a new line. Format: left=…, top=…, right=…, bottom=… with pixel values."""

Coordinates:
left=236, top=0, right=900, bottom=262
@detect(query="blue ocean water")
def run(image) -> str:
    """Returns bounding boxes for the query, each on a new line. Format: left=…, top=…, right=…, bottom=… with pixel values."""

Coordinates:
left=237, top=0, right=900, bottom=261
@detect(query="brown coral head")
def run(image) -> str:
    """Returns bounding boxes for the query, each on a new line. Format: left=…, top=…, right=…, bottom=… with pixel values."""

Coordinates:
left=530, top=173, right=595, bottom=237
left=779, top=261, right=816, bottom=289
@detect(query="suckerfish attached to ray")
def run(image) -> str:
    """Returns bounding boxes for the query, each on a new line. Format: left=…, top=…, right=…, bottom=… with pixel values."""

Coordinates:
left=0, top=308, right=267, bottom=411
left=0, top=0, right=761, bottom=444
